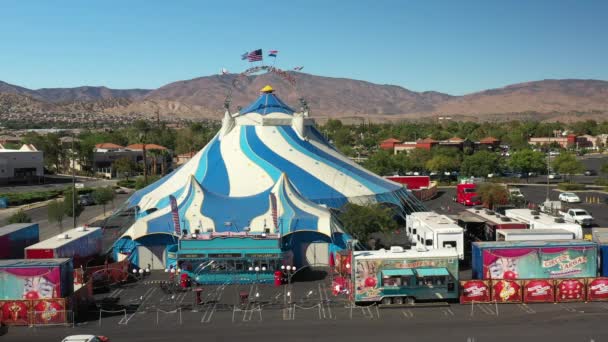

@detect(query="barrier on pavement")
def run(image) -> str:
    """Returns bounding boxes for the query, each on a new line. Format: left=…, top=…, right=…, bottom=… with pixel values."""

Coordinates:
left=460, top=280, right=491, bottom=304
left=0, top=298, right=69, bottom=326
left=586, top=278, right=608, bottom=301
left=523, top=279, right=555, bottom=303
left=492, top=280, right=522, bottom=303
left=556, top=279, right=586, bottom=302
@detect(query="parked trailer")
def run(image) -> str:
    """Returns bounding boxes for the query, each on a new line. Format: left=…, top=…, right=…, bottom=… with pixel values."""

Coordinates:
left=471, top=240, right=597, bottom=280
left=496, top=228, right=575, bottom=241
left=461, top=208, right=528, bottom=241
left=353, top=247, right=459, bottom=305
left=406, top=212, right=464, bottom=259
left=0, top=223, right=39, bottom=259
left=505, top=209, right=583, bottom=239
left=25, top=227, right=102, bottom=267
left=0, top=258, right=73, bottom=299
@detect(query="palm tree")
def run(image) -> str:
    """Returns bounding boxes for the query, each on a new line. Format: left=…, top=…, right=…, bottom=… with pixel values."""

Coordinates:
left=134, top=120, right=151, bottom=183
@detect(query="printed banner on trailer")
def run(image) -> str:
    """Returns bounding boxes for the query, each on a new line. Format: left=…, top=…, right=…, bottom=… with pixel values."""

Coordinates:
left=586, top=278, right=608, bottom=302
left=482, top=247, right=596, bottom=280
left=492, top=280, right=523, bottom=303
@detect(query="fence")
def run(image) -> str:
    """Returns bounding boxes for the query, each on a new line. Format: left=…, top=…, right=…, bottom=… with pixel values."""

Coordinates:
left=0, top=298, right=72, bottom=326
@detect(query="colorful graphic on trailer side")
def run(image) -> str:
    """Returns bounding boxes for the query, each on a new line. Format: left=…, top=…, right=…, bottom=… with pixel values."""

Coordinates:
left=482, top=246, right=597, bottom=280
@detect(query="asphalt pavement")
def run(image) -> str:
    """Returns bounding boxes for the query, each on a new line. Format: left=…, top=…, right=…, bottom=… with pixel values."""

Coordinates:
left=4, top=272, right=608, bottom=342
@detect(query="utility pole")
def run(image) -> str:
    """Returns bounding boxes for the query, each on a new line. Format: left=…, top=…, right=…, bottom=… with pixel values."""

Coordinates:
left=71, top=133, right=77, bottom=228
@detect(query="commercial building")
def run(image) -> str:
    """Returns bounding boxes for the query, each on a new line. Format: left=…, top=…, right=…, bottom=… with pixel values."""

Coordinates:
left=0, top=144, right=43, bottom=184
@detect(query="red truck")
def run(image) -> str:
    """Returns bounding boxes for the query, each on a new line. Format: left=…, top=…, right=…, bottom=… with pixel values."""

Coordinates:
left=454, top=183, right=481, bottom=206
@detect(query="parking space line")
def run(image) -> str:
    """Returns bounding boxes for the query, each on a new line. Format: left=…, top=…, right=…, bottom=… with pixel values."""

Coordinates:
left=517, top=303, right=536, bottom=314
left=441, top=308, right=455, bottom=316
left=402, top=309, right=414, bottom=318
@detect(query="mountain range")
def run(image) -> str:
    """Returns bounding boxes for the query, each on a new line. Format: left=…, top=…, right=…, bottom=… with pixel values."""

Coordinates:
left=1, top=75, right=607, bottom=123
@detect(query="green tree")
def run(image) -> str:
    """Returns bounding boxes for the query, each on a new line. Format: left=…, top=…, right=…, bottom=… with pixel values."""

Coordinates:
left=460, top=151, right=500, bottom=177
left=134, top=175, right=161, bottom=190
left=112, top=157, right=137, bottom=180
left=134, top=120, right=152, bottom=184
left=6, top=209, right=32, bottom=224
left=478, top=183, right=509, bottom=209
left=47, top=200, right=65, bottom=232
left=92, top=187, right=115, bottom=216
left=425, top=155, right=460, bottom=175
left=552, top=152, right=584, bottom=182
left=338, top=203, right=397, bottom=246
left=63, top=189, right=84, bottom=222
left=407, top=149, right=433, bottom=171
left=363, top=150, right=395, bottom=176
left=508, top=149, right=547, bottom=181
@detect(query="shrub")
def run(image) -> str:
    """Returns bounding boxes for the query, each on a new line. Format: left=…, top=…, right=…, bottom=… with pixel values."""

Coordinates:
left=6, top=209, right=32, bottom=224
left=0, top=190, right=63, bottom=206
left=557, top=183, right=586, bottom=191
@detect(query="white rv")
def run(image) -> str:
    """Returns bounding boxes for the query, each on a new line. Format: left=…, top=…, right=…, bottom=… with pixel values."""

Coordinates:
left=496, top=228, right=575, bottom=241
left=406, top=212, right=464, bottom=259
left=504, top=209, right=583, bottom=239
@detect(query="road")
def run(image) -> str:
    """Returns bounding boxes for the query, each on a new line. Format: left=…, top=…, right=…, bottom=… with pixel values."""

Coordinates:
left=1, top=193, right=130, bottom=240
left=0, top=175, right=117, bottom=194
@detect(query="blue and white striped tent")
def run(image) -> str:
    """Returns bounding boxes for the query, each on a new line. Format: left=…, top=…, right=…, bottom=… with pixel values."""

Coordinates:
left=114, top=86, right=423, bottom=268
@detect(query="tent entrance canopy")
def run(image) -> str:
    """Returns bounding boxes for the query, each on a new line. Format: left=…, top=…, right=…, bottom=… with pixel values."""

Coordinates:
left=415, top=268, right=450, bottom=277
left=382, top=269, right=415, bottom=277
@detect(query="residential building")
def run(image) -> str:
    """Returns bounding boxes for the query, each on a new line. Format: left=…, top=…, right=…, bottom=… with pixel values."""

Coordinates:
left=84, top=143, right=173, bottom=179
left=389, top=136, right=499, bottom=154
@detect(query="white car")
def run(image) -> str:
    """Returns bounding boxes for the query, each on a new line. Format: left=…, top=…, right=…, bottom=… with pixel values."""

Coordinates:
left=559, top=192, right=581, bottom=203
left=62, top=335, right=109, bottom=342
left=548, top=173, right=562, bottom=180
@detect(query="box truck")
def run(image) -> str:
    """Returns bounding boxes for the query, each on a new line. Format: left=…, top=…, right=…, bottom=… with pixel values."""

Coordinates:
left=460, top=208, right=528, bottom=241
left=0, top=223, right=39, bottom=259
left=25, top=227, right=102, bottom=266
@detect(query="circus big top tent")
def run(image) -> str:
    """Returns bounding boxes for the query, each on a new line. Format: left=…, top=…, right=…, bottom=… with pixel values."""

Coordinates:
left=113, top=85, right=424, bottom=274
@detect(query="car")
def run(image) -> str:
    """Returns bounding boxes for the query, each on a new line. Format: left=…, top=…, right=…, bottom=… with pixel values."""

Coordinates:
left=78, top=194, right=95, bottom=206
left=528, top=172, right=538, bottom=177
left=548, top=151, right=561, bottom=156
left=62, top=335, right=109, bottom=342
left=114, top=187, right=129, bottom=194
left=561, top=208, right=594, bottom=227
left=508, top=188, right=525, bottom=200
left=548, top=173, right=562, bottom=180
left=584, top=170, right=597, bottom=176
left=558, top=192, right=581, bottom=203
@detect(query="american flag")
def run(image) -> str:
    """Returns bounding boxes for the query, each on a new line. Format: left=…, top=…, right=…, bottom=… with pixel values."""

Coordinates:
left=269, top=193, right=278, bottom=230
left=247, top=49, right=263, bottom=62
left=169, top=195, right=181, bottom=235
left=293, top=66, right=304, bottom=71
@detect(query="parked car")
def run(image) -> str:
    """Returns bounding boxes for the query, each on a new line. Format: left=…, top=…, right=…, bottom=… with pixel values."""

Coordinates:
left=78, top=194, right=95, bottom=206
left=508, top=188, right=525, bottom=200
left=62, top=335, right=109, bottom=342
left=548, top=173, right=562, bottom=180
left=558, top=192, right=581, bottom=203
left=584, top=169, right=597, bottom=176
left=548, top=151, right=561, bottom=156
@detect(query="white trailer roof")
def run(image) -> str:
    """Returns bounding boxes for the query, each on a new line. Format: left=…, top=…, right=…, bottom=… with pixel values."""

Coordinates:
left=465, top=208, right=524, bottom=225
left=25, top=227, right=101, bottom=250
left=496, top=229, right=574, bottom=236
left=353, top=247, right=459, bottom=260
left=505, top=209, right=580, bottom=228
left=409, top=211, right=463, bottom=233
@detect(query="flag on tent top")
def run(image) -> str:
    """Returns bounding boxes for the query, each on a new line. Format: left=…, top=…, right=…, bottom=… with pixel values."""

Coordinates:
left=241, top=52, right=248, bottom=60
left=293, top=66, right=304, bottom=71
left=268, top=50, right=278, bottom=57
left=247, top=49, right=263, bottom=62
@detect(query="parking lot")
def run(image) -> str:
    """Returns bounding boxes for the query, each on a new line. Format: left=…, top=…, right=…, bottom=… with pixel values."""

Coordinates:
left=428, top=185, right=608, bottom=228
left=6, top=271, right=608, bottom=342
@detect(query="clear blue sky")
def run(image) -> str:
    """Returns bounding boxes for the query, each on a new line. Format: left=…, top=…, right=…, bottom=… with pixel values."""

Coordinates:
left=1, top=0, right=606, bottom=95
